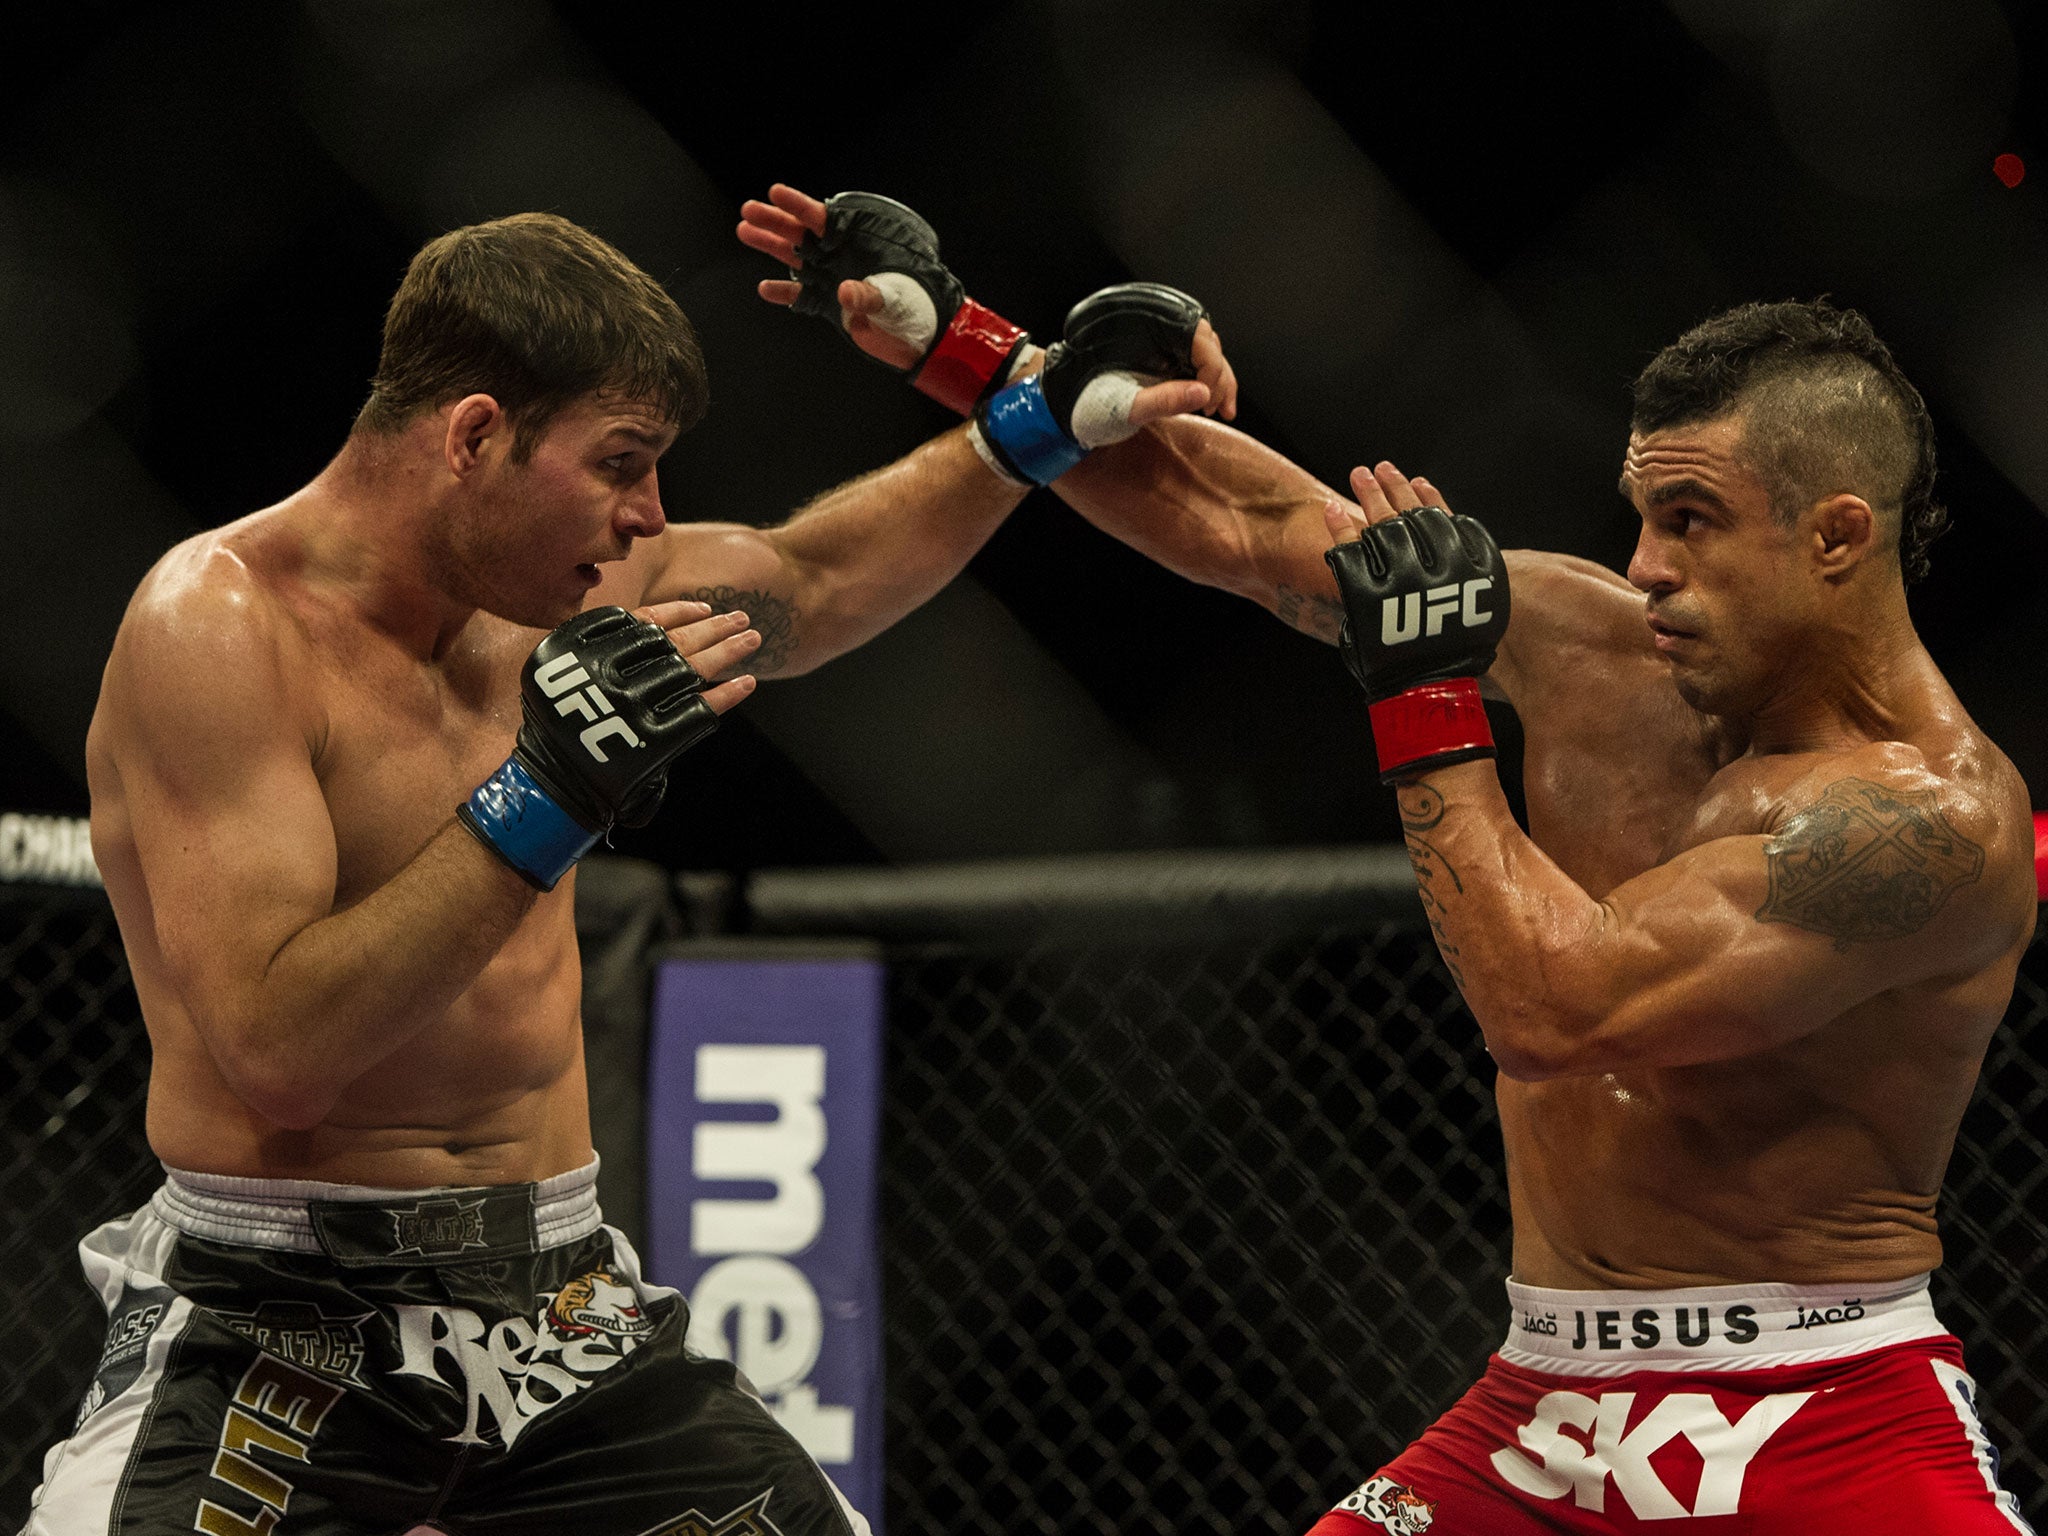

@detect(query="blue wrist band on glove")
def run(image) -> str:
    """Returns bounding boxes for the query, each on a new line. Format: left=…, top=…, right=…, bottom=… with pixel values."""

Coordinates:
left=459, top=757, right=600, bottom=892
left=979, top=374, right=1088, bottom=485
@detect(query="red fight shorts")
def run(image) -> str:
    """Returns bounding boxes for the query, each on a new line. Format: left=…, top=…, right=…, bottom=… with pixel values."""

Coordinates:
left=1310, top=1275, right=2034, bottom=1534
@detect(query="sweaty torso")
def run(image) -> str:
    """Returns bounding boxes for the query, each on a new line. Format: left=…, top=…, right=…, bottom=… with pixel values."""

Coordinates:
left=89, top=511, right=625, bottom=1188
left=1495, top=553, right=2026, bottom=1289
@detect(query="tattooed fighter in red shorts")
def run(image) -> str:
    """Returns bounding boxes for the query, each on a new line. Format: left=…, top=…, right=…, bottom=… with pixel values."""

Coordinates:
left=749, top=186, right=2037, bottom=1531
left=1068, top=302, right=2040, bottom=1533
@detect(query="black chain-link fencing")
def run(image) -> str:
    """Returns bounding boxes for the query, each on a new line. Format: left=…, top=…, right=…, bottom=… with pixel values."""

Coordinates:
left=1937, top=943, right=2048, bottom=1512
left=1, top=885, right=156, bottom=1501
left=875, top=928, right=1506, bottom=1534
left=4, top=854, right=2045, bottom=1530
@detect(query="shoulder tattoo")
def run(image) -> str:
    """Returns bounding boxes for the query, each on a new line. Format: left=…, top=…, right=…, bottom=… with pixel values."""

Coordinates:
left=1755, top=776, right=1984, bottom=948
left=690, top=585, right=798, bottom=674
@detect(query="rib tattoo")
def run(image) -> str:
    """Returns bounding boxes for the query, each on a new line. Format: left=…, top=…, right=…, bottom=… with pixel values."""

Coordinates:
left=689, top=586, right=799, bottom=674
left=1756, top=777, right=1984, bottom=948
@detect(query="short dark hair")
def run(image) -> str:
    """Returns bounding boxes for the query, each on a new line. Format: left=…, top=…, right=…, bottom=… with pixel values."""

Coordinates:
left=1631, top=300, right=1947, bottom=581
left=354, top=212, right=708, bottom=458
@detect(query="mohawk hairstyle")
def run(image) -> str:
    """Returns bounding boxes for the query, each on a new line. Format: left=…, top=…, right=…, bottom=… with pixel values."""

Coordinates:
left=1631, top=300, right=1947, bottom=581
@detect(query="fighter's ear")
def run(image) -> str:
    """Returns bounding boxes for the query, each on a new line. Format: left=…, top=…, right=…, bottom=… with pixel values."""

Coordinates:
left=1811, top=492, right=1876, bottom=580
left=445, top=394, right=506, bottom=477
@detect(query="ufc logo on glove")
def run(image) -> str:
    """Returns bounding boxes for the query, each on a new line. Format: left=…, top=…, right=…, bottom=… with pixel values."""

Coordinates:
left=1326, top=506, right=1511, bottom=782
left=459, top=607, right=721, bottom=890
left=1381, top=579, right=1496, bottom=645
left=534, top=650, right=646, bottom=763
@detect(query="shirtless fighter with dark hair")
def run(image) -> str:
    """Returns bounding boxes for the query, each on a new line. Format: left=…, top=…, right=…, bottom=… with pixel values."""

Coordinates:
left=1069, top=305, right=2037, bottom=1533
left=755, top=188, right=2037, bottom=1530
left=24, top=209, right=1231, bottom=1534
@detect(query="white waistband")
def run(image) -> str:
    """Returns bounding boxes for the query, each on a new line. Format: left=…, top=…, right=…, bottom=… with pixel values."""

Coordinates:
left=1499, top=1273, right=1947, bottom=1375
left=150, top=1157, right=604, bottom=1255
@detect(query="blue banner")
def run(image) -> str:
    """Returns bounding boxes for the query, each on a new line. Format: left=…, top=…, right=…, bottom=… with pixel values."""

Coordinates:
left=646, top=942, right=886, bottom=1531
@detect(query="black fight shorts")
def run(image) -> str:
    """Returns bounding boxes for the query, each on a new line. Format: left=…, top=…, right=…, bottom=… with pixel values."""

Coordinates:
left=21, top=1161, right=870, bottom=1536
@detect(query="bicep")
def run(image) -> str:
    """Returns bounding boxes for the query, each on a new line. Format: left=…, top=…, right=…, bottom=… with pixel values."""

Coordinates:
left=1572, top=838, right=1871, bottom=1068
left=1489, top=551, right=1646, bottom=705
left=110, top=616, right=337, bottom=1025
left=1561, top=782, right=1991, bottom=1071
left=634, top=521, right=786, bottom=605
left=632, top=522, right=804, bottom=670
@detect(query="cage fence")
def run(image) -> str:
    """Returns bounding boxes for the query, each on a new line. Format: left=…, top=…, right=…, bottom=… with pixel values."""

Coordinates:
left=3, top=861, right=2043, bottom=1531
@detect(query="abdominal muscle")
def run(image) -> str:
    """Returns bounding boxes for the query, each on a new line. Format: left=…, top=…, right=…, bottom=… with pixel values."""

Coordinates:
left=141, top=923, right=595, bottom=1190
left=1496, top=1058, right=1947, bottom=1291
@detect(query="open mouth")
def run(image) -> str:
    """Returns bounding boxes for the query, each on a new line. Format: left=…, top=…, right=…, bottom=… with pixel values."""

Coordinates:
left=576, top=563, right=601, bottom=587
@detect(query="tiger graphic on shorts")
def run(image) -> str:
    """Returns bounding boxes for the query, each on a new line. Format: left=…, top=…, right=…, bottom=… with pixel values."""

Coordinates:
left=547, top=1268, right=656, bottom=1339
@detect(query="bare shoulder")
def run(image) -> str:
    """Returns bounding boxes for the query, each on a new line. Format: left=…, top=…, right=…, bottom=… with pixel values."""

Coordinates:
left=1494, top=550, right=1655, bottom=687
left=1490, top=549, right=1687, bottom=722
left=1502, top=550, right=1647, bottom=648
left=98, top=517, right=313, bottom=753
left=1758, top=740, right=2033, bottom=964
left=1505, top=548, right=1638, bottom=596
left=120, top=528, right=279, bottom=659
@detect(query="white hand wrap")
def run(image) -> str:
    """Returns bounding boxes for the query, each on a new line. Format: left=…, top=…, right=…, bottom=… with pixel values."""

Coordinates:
left=857, top=272, right=939, bottom=354
left=1066, top=370, right=1146, bottom=449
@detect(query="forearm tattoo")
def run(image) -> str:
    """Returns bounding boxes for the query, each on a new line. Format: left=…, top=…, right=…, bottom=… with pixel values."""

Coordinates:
left=1396, top=779, right=1467, bottom=988
left=1273, top=583, right=1344, bottom=643
left=690, top=586, right=799, bottom=674
left=1756, top=777, right=1984, bottom=948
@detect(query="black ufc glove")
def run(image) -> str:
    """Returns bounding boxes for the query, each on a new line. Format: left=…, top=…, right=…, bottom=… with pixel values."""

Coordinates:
left=1324, top=506, right=1510, bottom=783
left=971, top=282, right=1207, bottom=486
left=792, top=191, right=1031, bottom=414
left=458, top=607, right=720, bottom=889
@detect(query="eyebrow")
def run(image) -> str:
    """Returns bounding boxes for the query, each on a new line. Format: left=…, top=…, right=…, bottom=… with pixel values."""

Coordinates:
left=605, top=424, right=671, bottom=449
left=1620, top=474, right=1733, bottom=513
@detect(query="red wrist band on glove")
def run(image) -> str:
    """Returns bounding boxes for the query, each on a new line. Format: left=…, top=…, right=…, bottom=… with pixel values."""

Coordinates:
left=1367, top=678, right=1495, bottom=781
left=913, top=298, right=1028, bottom=415
left=2032, top=810, right=2046, bottom=901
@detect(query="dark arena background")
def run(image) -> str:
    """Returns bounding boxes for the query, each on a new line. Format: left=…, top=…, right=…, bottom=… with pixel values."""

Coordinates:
left=3, top=1, right=2047, bottom=1530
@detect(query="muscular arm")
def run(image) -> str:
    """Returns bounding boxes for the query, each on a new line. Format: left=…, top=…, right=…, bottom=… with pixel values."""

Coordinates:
left=1052, top=415, right=1353, bottom=641
left=1053, top=418, right=1651, bottom=710
left=1393, top=755, right=2011, bottom=1080
left=633, top=428, right=1024, bottom=676
left=104, top=565, right=536, bottom=1130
